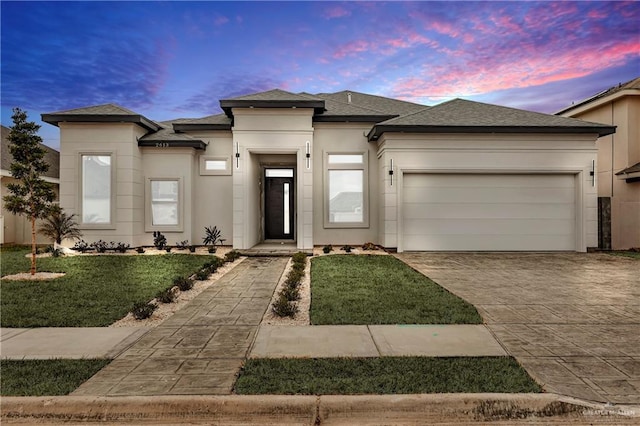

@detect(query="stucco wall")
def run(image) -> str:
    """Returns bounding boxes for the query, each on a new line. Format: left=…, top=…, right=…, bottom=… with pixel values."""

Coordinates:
left=563, top=95, right=640, bottom=249
left=312, top=123, right=379, bottom=246
left=376, top=133, right=599, bottom=252
left=57, top=122, right=145, bottom=246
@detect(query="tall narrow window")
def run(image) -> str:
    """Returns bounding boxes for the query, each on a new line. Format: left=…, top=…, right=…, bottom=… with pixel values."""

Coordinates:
left=325, top=152, right=368, bottom=228
left=81, top=155, right=111, bottom=224
left=150, top=180, right=179, bottom=226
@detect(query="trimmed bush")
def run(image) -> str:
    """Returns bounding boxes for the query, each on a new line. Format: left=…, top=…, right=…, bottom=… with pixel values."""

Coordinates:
left=194, top=269, right=210, bottom=281
left=292, top=252, right=307, bottom=264
left=224, top=250, right=241, bottom=263
left=132, top=301, right=157, bottom=320
left=272, top=294, right=298, bottom=317
left=174, top=276, right=194, bottom=291
left=322, top=245, right=332, bottom=254
left=156, top=287, right=177, bottom=304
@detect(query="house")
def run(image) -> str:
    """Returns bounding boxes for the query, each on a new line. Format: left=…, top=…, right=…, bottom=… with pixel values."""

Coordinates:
left=1, top=125, right=60, bottom=244
left=41, top=89, right=614, bottom=252
left=557, top=77, right=639, bottom=250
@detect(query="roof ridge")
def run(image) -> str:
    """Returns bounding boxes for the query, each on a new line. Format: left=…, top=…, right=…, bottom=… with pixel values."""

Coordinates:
left=314, top=93, right=396, bottom=115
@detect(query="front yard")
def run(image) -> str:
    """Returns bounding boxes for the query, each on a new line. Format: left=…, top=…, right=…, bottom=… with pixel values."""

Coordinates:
left=310, top=255, right=481, bottom=325
left=0, top=246, right=218, bottom=327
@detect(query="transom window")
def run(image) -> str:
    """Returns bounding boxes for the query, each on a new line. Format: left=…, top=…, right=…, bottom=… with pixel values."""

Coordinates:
left=324, top=152, right=368, bottom=228
left=200, top=156, right=231, bottom=175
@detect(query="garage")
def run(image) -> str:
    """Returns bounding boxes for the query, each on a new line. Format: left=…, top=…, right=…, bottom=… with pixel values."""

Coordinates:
left=402, top=173, right=577, bottom=251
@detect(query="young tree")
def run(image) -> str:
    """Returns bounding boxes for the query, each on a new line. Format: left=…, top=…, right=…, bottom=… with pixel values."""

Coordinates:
left=3, top=108, right=57, bottom=275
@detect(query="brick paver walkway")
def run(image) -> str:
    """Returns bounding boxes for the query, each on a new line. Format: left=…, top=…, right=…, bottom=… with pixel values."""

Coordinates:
left=397, top=252, right=640, bottom=404
left=73, top=257, right=287, bottom=396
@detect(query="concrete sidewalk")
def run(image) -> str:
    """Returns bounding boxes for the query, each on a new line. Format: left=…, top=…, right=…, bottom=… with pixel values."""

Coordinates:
left=250, top=324, right=506, bottom=358
left=1, top=327, right=150, bottom=360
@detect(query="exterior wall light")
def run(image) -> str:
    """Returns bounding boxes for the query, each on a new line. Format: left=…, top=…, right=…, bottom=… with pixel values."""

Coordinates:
left=305, top=141, right=311, bottom=169
left=389, top=158, right=394, bottom=186
left=590, top=159, right=595, bottom=186
left=235, top=142, right=240, bottom=169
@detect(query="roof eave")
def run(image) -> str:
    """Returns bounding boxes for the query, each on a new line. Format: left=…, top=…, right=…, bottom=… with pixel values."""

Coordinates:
left=220, top=99, right=326, bottom=117
left=368, top=125, right=617, bottom=141
left=138, top=140, right=207, bottom=150
left=41, top=114, right=160, bottom=132
left=313, top=114, right=397, bottom=123
left=172, top=123, right=232, bottom=132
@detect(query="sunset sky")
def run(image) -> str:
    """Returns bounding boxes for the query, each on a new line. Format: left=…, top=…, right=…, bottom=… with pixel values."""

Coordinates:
left=1, top=1, right=638, bottom=150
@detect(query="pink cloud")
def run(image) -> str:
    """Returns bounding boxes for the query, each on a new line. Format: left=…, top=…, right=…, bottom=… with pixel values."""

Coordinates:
left=323, top=5, right=351, bottom=19
left=214, top=15, right=229, bottom=26
left=587, top=9, right=607, bottom=19
left=392, top=39, right=640, bottom=100
left=333, top=39, right=370, bottom=58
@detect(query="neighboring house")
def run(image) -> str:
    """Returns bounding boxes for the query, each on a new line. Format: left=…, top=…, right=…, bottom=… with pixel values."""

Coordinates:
left=42, top=89, right=614, bottom=252
left=0, top=125, right=60, bottom=244
left=557, top=77, right=640, bottom=250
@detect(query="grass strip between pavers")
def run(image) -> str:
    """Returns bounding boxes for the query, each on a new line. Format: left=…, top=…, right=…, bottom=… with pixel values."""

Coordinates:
left=1, top=359, right=111, bottom=396
left=310, top=255, right=482, bottom=325
left=235, top=356, right=542, bottom=395
left=0, top=246, right=219, bottom=327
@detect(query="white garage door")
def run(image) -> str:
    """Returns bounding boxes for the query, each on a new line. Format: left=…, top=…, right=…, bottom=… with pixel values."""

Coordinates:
left=402, top=174, right=576, bottom=251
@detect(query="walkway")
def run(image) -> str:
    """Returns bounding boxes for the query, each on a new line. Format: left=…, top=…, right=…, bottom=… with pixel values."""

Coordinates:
left=72, top=257, right=288, bottom=396
left=397, top=252, right=640, bottom=405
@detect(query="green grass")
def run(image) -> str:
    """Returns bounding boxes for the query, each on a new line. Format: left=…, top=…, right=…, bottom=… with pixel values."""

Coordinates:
left=1, top=359, right=110, bottom=396
left=235, top=357, right=542, bottom=395
left=310, top=255, right=481, bottom=325
left=0, top=246, right=218, bottom=327
left=609, top=250, right=640, bottom=259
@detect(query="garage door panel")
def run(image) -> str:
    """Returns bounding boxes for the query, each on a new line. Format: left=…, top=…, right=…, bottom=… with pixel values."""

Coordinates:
left=403, top=203, right=575, bottom=220
left=402, top=174, right=576, bottom=251
left=402, top=186, right=575, bottom=204
left=404, top=219, right=575, bottom=236
left=403, top=234, right=576, bottom=251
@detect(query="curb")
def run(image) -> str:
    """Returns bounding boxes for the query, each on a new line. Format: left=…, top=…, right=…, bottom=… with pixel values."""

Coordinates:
left=2, top=393, right=638, bottom=424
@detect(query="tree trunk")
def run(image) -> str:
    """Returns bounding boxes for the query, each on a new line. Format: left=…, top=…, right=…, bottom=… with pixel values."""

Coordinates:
left=30, top=215, right=37, bottom=275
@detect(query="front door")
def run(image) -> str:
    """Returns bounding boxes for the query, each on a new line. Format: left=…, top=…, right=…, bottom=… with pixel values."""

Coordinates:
left=264, top=169, right=294, bottom=240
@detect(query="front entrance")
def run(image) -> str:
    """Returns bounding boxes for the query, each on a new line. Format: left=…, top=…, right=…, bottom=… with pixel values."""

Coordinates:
left=264, top=168, right=294, bottom=240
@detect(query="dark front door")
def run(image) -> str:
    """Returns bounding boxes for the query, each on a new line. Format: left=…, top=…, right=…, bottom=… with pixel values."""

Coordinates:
left=264, top=169, right=294, bottom=240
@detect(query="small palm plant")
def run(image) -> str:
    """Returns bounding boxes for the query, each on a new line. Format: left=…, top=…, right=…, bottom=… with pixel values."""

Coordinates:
left=203, top=225, right=224, bottom=253
left=39, top=206, right=82, bottom=244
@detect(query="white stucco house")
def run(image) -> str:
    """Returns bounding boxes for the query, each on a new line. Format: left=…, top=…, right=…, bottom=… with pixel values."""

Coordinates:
left=41, top=89, right=614, bottom=252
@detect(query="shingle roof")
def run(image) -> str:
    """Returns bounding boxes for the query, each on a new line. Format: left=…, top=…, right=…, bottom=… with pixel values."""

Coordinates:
left=368, top=98, right=616, bottom=140
left=557, top=76, right=640, bottom=115
left=137, top=122, right=206, bottom=150
left=42, top=103, right=160, bottom=132
left=1, top=125, right=60, bottom=179
left=305, top=92, right=411, bottom=122
left=171, top=113, right=232, bottom=131
left=220, top=89, right=325, bottom=116
left=317, top=90, right=427, bottom=116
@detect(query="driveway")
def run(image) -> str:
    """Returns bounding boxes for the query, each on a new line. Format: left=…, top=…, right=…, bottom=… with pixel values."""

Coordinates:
left=397, top=252, right=640, bottom=405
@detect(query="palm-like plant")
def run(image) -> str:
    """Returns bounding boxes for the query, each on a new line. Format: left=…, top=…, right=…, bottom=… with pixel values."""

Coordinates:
left=39, top=206, right=82, bottom=244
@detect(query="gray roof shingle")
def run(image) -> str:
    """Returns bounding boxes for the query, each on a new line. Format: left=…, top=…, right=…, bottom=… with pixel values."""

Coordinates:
left=368, top=98, right=616, bottom=140
left=616, top=161, right=640, bottom=176
left=1, top=125, right=60, bottom=179
left=317, top=90, right=427, bottom=116
left=220, top=89, right=325, bottom=116
left=42, top=103, right=160, bottom=132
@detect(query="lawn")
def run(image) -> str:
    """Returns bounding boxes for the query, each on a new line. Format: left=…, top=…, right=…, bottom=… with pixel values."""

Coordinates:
left=235, top=357, right=541, bottom=395
left=0, top=246, right=217, bottom=327
left=1, top=359, right=110, bottom=396
left=310, top=255, right=481, bottom=325
left=609, top=250, right=640, bottom=259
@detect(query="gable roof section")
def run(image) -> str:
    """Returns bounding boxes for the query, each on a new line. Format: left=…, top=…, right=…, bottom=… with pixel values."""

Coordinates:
left=557, top=77, right=640, bottom=115
left=220, top=89, right=325, bottom=117
left=137, top=122, right=206, bottom=150
left=318, top=90, right=427, bottom=116
left=615, top=161, right=640, bottom=181
left=171, top=113, right=232, bottom=132
left=308, top=92, right=422, bottom=123
left=42, top=103, right=160, bottom=132
left=368, top=98, right=616, bottom=141
left=1, top=125, right=60, bottom=179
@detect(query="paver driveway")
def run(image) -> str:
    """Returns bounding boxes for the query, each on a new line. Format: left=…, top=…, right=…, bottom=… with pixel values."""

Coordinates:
left=397, top=252, right=640, bottom=405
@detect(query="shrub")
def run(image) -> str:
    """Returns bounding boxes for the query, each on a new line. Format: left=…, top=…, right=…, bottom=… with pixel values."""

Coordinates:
left=115, top=242, right=130, bottom=253
left=131, top=301, right=157, bottom=320
left=176, top=240, right=189, bottom=250
left=341, top=245, right=353, bottom=253
left=292, top=252, right=307, bottom=264
left=362, top=242, right=377, bottom=251
left=91, top=240, right=109, bottom=253
left=72, top=240, right=92, bottom=253
left=203, top=225, right=223, bottom=247
left=272, top=294, right=298, bottom=317
left=189, top=245, right=196, bottom=253
left=38, top=206, right=82, bottom=244
left=135, top=247, right=145, bottom=254
left=194, top=269, right=210, bottom=281
left=156, top=287, right=177, bottom=304
left=153, top=231, right=167, bottom=250
left=165, top=247, right=172, bottom=253
left=281, top=284, right=300, bottom=302
left=174, top=276, right=194, bottom=291
left=204, top=257, right=223, bottom=273
left=286, top=269, right=304, bottom=286
left=322, top=245, right=333, bottom=254
left=51, top=248, right=62, bottom=258
left=224, top=250, right=241, bottom=263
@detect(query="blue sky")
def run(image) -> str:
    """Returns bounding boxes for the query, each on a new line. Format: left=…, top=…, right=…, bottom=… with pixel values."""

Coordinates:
left=1, top=1, right=639, bottom=150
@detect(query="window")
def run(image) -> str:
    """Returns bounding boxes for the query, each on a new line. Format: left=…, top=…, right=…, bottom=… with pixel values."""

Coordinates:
left=200, top=156, right=231, bottom=175
left=80, top=154, right=113, bottom=226
left=325, top=152, right=368, bottom=228
left=146, top=178, right=183, bottom=231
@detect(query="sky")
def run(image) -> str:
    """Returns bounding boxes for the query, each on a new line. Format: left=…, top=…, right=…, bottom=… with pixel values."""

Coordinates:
left=1, top=1, right=639, bottom=150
